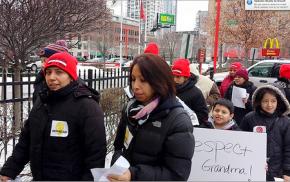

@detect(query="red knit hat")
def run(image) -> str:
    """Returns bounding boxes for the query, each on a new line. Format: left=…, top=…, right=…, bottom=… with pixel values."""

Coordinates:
left=44, top=52, right=78, bottom=80
left=172, top=58, right=190, bottom=77
left=279, top=64, right=290, bottom=79
left=230, top=62, right=243, bottom=70
left=234, top=68, right=249, bottom=80
left=144, top=42, right=159, bottom=55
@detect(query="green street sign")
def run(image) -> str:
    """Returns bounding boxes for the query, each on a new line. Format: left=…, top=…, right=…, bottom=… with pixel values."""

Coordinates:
left=227, top=19, right=238, bottom=26
left=159, top=13, right=175, bottom=25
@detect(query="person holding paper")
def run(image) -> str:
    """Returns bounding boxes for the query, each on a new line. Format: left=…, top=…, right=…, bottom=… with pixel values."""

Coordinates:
left=240, top=85, right=290, bottom=181
left=109, top=54, right=195, bottom=181
left=224, top=69, right=256, bottom=125
left=0, top=53, right=107, bottom=181
left=203, top=98, right=239, bottom=130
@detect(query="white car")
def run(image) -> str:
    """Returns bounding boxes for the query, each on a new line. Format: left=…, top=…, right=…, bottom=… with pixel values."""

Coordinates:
left=26, top=60, right=42, bottom=71
left=190, top=63, right=211, bottom=75
left=213, top=59, right=290, bottom=87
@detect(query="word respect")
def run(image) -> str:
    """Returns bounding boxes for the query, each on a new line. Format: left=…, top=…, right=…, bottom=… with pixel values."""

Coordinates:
left=195, top=140, right=253, bottom=162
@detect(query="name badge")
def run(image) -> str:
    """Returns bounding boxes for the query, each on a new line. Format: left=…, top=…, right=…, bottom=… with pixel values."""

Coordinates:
left=50, top=120, right=69, bottom=137
left=253, top=126, right=266, bottom=133
left=124, top=126, right=133, bottom=149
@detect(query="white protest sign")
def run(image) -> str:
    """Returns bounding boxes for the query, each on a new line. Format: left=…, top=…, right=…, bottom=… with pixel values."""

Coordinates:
left=189, top=128, right=266, bottom=181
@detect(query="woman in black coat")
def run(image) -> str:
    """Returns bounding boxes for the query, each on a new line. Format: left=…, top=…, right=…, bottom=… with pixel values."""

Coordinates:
left=109, top=54, right=195, bottom=181
left=0, top=52, right=106, bottom=181
left=240, top=85, right=290, bottom=181
left=224, top=69, right=256, bottom=125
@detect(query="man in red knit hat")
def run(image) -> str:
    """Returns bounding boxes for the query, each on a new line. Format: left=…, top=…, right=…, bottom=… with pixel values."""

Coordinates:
left=172, top=58, right=208, bottom=125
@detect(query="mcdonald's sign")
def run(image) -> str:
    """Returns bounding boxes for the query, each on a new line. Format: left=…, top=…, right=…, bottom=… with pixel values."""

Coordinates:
left=262, top=38, right=280, bottom=57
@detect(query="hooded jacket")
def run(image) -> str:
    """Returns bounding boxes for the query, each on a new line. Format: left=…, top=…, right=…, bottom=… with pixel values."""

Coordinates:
left=176, top=74, right=209, bottom=124
left=273, top=78, right=290, bottom=103
left=112, top=97, right=195, bottom=181
left=0, top=81, right=106, bottom=181
left=240, top=85, right=290, bottom=178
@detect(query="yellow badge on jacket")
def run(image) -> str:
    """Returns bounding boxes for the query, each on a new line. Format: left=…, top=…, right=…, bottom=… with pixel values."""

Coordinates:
left=50, top=120, right=69, bottom=137
left=124, top=126, right=133, bottom=149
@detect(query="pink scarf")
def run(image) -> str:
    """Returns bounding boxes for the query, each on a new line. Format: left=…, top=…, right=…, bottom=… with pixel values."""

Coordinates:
left=132, top=97, right=160, bottom=120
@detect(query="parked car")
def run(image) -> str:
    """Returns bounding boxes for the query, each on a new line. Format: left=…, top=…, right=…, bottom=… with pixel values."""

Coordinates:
left=26, top=60, right=42, bottom=71
left=190, top=63, right=211, bottom=75
left=213, top=59, right=290, bottom=87
left=86, top=57, right=106, bottom=63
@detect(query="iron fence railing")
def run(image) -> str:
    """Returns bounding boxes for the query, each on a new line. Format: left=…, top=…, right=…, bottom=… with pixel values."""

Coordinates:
left=0, top=67, right=130, bottom=162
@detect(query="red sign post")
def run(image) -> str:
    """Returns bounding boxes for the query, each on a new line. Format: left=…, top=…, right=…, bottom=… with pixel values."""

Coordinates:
left=198, top=48, right=206, bottom=63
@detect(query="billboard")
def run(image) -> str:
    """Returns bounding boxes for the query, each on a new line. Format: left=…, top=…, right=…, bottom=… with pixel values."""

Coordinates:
left=245, top=0, right=290, bottom=10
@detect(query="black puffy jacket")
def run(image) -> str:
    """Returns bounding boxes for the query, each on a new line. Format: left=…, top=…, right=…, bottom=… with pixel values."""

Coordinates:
left=240, top=85, right=290, bottom=178
left=176, top=74, right=208, bottom=124
left=112, top=98, right=195, bottom=181
left=0, top=81, right=106, bottom=181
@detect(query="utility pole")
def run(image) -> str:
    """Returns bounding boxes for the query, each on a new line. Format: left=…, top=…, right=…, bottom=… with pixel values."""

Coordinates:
left=213, top=0, right=221, bottom=72
left=119, top=0, right=123, bottom=68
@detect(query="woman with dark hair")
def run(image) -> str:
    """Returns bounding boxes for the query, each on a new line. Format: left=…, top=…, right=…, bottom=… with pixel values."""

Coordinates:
left=224, top=69, right=256, bottom=125
left=240, top=85, right=290, bottom=181
left=109, top=54, right=195, bottom=181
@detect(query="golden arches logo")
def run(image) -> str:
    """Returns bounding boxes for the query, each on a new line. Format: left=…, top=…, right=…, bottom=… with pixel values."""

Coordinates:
left=263, top=38, right=279, bottom=49
left=262, top=38, right=280, bottom=57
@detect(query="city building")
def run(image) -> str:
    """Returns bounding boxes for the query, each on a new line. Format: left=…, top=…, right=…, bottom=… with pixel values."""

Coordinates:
left=68, top=15, right=139, bottom=59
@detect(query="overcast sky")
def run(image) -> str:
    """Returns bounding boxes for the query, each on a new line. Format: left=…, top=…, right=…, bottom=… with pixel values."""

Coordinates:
left=108, top=0, right=209, bottom=32
left=176, top=0, right=208, bottom=32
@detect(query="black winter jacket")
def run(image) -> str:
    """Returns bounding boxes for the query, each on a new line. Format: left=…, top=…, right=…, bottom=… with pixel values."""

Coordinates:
left=112, top=98, right=195, bottom=181
left=176, top=74, right=208, bottom=124
left=274, top=78, right=290, bottom=103
left=0, top=81, right=106, bottom=181
left=240, top=85, right=290, bottom=179
left=224, top=81, right=256, bottom=125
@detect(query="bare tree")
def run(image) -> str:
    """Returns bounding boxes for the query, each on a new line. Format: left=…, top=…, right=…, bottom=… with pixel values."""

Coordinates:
left=95, top=23, right=116, bottom=62
left=0, top=0, right=111, bottom=131
left=206, top=0, right=290, bottom=67
left=158, top=32, right=181, bottom=64
left=219, top=1, right=290, bottom=66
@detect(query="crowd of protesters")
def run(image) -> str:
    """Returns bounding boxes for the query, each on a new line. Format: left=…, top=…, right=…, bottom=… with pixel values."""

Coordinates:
left=1, top=40, right=290, bottom=181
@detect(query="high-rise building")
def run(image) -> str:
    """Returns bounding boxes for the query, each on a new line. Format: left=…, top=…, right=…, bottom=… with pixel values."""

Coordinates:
left=126, top=0, right=176, bottom=37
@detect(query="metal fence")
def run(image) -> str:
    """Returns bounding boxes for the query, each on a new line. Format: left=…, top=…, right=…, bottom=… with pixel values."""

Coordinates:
left=0, top=67, right=130, bottom=162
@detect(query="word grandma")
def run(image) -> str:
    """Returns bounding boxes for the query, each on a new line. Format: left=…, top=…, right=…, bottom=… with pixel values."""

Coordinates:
left=202, top=159, right=252, bottom=176
left=195, top=140, right=252, bottom=162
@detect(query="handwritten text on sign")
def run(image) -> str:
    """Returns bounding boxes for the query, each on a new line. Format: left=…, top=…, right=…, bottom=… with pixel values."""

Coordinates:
left=189, top=128, right=266, bottom=181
